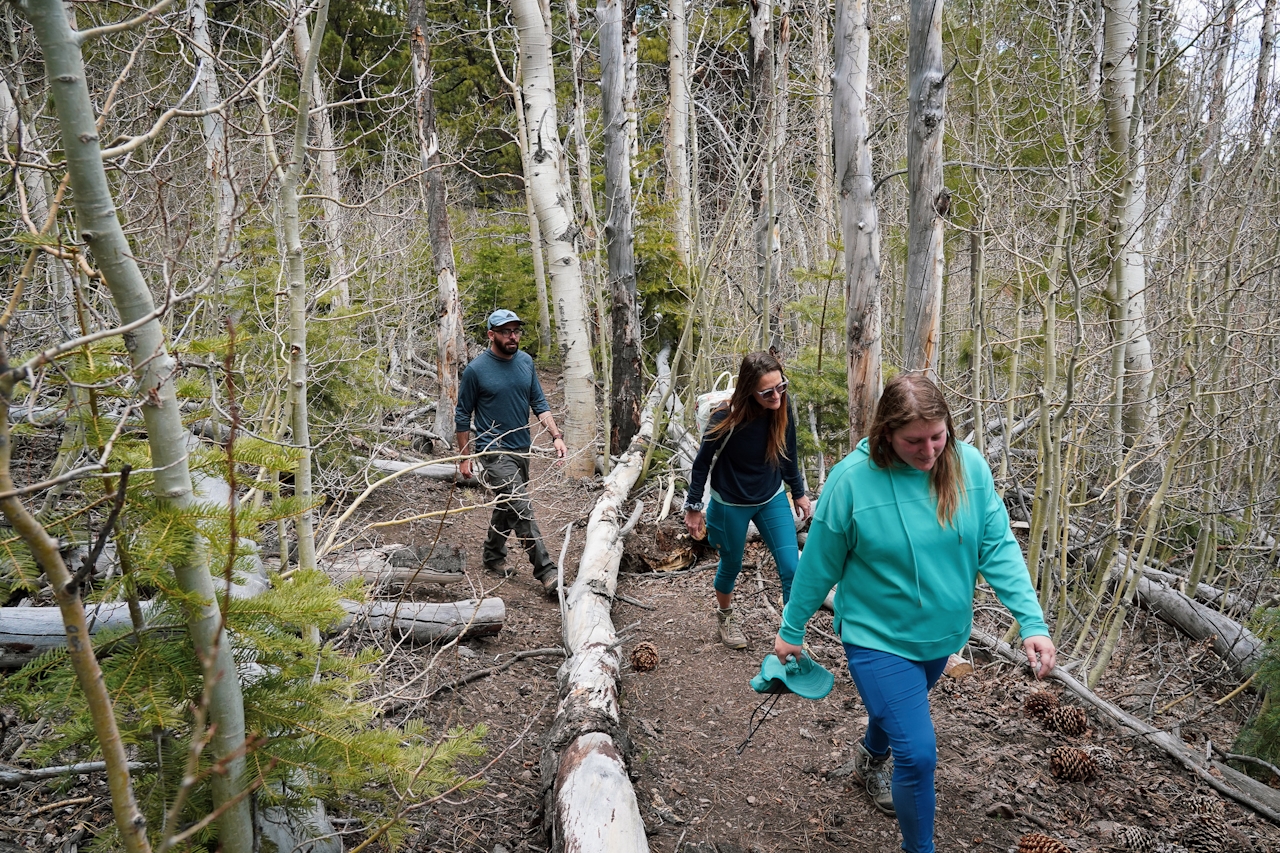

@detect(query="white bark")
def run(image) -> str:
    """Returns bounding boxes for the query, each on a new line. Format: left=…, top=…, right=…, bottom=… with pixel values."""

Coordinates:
left=19, top=3, right=253, bottom=846
left=509, top=0, right=597, bottom=478
left=750, top=0, right=782, bottom=348
left=291, top=12, right=351, bottom=308
left=903, top=0, right=947, bottom=374
left=540, top=403, right=653, bottom=852
left=1101, top=0, right=1159, bottom=454
left=1, top=597, right=501, bottom=669
left=834, top=0, right=881, bottom=439
left=187, top=0, right=238, bottom=263
left=271, top=0, right=332, bottom=576
left=812, top=0, right=836, bottom=260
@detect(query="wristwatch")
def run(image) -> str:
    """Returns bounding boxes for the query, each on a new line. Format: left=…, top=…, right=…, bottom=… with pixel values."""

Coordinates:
left=682, top=500, right=704, bottom=513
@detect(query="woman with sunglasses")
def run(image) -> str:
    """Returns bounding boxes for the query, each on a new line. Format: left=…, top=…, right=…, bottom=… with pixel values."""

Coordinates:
left=684, top=351, right=813, bottom=649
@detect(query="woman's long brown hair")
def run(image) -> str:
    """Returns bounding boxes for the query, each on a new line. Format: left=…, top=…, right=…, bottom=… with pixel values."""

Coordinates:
left=867, top=373, right=964, bottom=524
left=706, top=351, right=789, bottom=465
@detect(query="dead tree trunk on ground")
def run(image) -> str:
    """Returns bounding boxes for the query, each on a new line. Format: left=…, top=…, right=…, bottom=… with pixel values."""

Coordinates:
left=539, top=403, right=654, bottom=852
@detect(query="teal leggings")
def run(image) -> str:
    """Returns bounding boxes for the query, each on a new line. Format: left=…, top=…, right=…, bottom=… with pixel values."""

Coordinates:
left=706, top=490, right=798, bottom=603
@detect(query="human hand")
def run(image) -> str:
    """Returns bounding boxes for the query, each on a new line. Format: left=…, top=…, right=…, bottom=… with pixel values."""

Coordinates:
left=1023, top=635, right=1057, bottom=680
left=552, top=437, right=566, bottom=459
left=458, top=458, right=474, bottom=480
left=794, top=495, right=813, bottom=522
left=684, top=509, right=705, bottom=540
left=774, top=635, right=804, bottom=663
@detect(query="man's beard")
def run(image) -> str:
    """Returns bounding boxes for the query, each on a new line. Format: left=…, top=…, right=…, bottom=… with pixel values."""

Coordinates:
left=498, top=338, right=519, bottom=355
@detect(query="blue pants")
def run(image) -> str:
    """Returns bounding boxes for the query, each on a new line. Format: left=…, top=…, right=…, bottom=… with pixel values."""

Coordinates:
left=706, top=490, right=798, bottom=603
left=844, top=644, right=949, bottom=853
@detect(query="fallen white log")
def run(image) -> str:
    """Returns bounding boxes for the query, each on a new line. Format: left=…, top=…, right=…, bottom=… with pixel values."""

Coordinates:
left=1102, top=550, right=1264, bottom=675
left=321, top=545, right=467, bottom=587
left=1135, top=574, right=1263, bottom=673
left=335, top=598, right=504, bottom=643
left=539, top=403, right=652, bottom=852
left=1, top=597, right=503, bottom=669
left=971, top=628, right=1280, bottom=823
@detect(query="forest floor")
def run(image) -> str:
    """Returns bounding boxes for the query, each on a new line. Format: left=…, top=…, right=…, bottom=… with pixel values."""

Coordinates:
left=2, top=377, right=1280, bottom=853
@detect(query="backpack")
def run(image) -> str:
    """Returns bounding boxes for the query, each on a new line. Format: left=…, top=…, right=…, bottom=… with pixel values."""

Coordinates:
left=694, top=371, right=735, bottom=438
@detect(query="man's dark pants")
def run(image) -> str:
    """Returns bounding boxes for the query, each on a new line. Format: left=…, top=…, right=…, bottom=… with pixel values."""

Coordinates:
left=479, top=451, right=556, bottom=581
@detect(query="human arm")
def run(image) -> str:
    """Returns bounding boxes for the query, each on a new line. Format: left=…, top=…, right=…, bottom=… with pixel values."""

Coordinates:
left=537, top=411, right=567, bottom=459
left=782, top=404, right=811, bottom=520
left=454, top=369, right=478, bottom=479
left=776, top=469, right=856, bottom=646
left=682, top=410, right=727, bottom=537
left=970, top=448, right=1054, bottom=673
left=455, top=431, right=474, bottom=479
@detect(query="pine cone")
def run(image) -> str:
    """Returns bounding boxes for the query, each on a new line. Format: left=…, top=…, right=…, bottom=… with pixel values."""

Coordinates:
left=1187, top=794, right=1224, bottom=817
left=630, top=641, right=660, bottom=672
left=1046, top=705, right=1089, bottom=736
left=1115, top=825, right=1158, bottom=852
left=1024, top=690, right=1059, bottom=719
left=1049, top=745, right=1100, bottom=782
left=1083, top=745, right=1116, bottom=772
left=1179, top=814, right=1229, bottom=853
left=1016, top=832, right=1070, bottom=853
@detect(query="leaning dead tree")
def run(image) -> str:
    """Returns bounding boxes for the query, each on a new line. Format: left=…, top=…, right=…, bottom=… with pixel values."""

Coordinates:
left=539, top=404, right=654, bottom=852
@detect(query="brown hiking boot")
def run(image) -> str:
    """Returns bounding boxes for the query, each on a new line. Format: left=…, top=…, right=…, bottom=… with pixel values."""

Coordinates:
left=716, top=607, right=748, bottom=650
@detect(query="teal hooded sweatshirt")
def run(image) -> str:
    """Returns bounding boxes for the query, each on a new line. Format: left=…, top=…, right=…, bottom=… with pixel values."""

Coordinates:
left=779, top=438, right=1048, bottom=661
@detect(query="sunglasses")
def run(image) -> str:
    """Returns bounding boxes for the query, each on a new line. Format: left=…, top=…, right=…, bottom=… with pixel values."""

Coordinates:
left=756, top=380, right=789, bottom=399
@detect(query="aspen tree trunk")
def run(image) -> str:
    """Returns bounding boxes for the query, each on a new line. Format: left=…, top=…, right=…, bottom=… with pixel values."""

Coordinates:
left=834, top=0, right=881, bottom=440
left=750, top=0, right=782, bottom=349
left=509, top=0, right=597, bottom=477
left=623, top=0, right=639, bottom=160
left=187, top=0, right=238, bottom=264
left=1251, top=0, right=1276, bottom=148
left=811, top=0, right=836, bottom=261
left=903, top=0, right=947, bottom=374
left=486, top=21, right=553, bottom=354
left=18, top=2, right=253, bottom=848
left=666, top=0, right=694, bottom=278
left=408, top=1, right=465, bottom=447
left=599, top=0, right=642, bottom=455
left=272, top=0, right=332, bottom=575
left=1101, top=0, right=1159, bottom=460
left=566, top=0, right=601, bottom=239
left=291, top=12, right=350, bottom=308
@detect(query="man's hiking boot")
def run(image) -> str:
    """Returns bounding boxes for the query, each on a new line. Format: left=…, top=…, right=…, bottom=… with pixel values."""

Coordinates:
left=537, top=572, right=560, bottom=596
left=484, top=560, right=514, bottom=578
left=853, top=741, right=895, bottom=815
left=716, top=607, right=748, bottom=650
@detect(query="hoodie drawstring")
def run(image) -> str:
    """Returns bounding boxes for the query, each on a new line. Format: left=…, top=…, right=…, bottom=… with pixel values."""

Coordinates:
left=889, top=473, right=925, bottom=607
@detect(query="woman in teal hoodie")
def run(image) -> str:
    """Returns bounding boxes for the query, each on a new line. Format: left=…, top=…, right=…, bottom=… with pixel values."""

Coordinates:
left=773, top=374, right=1055, bottom=853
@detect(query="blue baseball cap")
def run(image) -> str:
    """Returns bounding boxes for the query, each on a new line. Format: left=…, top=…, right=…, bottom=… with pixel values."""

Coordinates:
left=487, top=309, right=524, bottom=329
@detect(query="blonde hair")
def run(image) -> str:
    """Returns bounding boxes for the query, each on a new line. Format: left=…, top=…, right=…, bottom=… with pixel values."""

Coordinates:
left=867, top=374, right=964, bottom=524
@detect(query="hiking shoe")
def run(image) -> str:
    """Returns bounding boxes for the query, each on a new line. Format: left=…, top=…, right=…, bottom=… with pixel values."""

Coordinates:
left=484, top=560, right=514, bottom=578
left=716, top=607, right=748, bottom=650
left=539, top=573, right=560, bottom=596
left=853, top=741, right=894, bottom=815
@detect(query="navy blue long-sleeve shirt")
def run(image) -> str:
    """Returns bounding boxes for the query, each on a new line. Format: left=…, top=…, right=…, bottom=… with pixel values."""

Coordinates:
left=454, top=349, right=550, bottom=451
left=687, top=407, right=805, bottom=506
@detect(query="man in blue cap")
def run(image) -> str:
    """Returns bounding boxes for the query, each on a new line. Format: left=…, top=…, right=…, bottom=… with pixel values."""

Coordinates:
left=455, top=309, right=567, bottom=594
